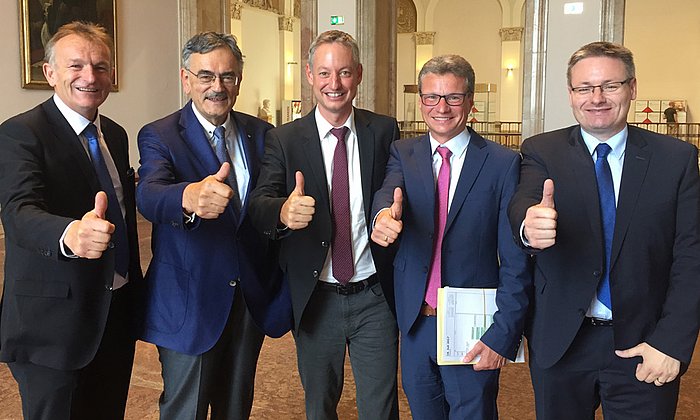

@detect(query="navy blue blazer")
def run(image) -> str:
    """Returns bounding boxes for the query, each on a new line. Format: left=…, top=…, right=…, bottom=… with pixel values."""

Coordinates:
left=136, top=101, right=292, bottom=355
left=372, top=129, right=532, bottom=360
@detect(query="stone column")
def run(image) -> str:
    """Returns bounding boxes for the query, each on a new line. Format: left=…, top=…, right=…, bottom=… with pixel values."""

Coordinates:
left=414, top=31, right=435, bottom=83
left=499, top=27, right=523, bottom=122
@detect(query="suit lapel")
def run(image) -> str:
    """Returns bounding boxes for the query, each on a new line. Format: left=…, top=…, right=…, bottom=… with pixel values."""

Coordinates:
left=445, top=130, right=488, bottom=233
left=301, top=112, right=331, bottom=212
left=354, top=110, right=376, bottom=220
left=42, top=99, right=100, bottom=193
left=231, top=112, right=255, bottom=225
left=568, top=128, right=605, bottom=249
left=610, top=129, right=650, bottom=268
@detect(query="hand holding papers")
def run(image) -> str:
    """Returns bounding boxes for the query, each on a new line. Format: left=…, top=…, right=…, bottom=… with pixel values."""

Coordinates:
left=436, top=287, right=525, bottom=366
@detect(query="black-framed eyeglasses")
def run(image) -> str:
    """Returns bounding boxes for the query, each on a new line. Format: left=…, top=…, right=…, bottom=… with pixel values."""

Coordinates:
left=419, top=93, right=469, bottom=106
left=186, top=68, right=240, bottom=86
left=570, top=78, right=632, bottom=95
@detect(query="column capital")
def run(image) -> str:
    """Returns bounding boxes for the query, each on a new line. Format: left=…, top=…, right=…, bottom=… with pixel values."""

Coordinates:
left=279, top=15, right=294, bottom=32
left=414, top=32, right=436, bottom=45
left=499, top=27, right=524, bottom=41
left=231, top=2, right=243, bottom=20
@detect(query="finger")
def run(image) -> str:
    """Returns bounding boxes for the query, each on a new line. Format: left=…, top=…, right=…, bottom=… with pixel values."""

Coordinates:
left=213, top=162, right=231, bottom=183
left=93, top=191, right=108, bottom=219
left=539, top=179, right=555, bottom=208
left=293, top=171, right=305, bottom=196
left=615, top=347, right=642, bottom=359
left=390, top=187, right=403, bottom=220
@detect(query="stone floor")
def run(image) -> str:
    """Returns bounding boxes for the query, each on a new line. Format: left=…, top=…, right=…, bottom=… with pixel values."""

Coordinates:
left=1, top=217, right=699, bottom=419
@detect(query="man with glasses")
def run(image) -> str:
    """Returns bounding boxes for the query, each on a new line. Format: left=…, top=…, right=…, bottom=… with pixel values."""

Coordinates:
left=371, top=54, right=532, bottom=418
left=136, top=32, right=291, bottom=419
left=509, top=42, right=700, bottom=419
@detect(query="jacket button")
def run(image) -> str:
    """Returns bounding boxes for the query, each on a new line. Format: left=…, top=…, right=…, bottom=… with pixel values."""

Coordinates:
left=229, top=279, right=238, bottom=287
left=592, top=271, right=601, bottom=277
left=108, top=242, right=115, bottom=249
left=105, top=285, right=113, bottom=291
left=313, top=270, right=320, bottom=278
left=321, top=241, right=328, bottom=248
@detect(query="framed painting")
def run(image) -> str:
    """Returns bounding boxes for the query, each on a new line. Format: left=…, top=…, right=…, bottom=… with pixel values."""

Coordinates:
left=19, top=0, right=118, bottom=90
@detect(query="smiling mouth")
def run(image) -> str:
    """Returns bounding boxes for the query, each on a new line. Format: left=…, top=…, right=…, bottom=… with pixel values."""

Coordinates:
left=325, top=92, right=344, bottom=98
left=76, top=87, right=99, bottom=93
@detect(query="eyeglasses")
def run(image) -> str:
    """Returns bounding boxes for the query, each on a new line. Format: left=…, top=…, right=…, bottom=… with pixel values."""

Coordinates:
left=186, top=68, right=240, bottom=86
left=570, top=78, right=632, bottom=95
left=419, top=93, right=469, bottom=107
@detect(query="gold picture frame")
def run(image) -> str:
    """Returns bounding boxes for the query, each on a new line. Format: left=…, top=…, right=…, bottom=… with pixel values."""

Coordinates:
left=19, top=0, right=118, bottom=90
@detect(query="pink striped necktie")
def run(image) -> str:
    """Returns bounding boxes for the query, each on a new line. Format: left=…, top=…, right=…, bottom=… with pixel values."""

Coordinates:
left=330, top=126, right=354, bottom=285
left=425, top=146, right=452, bottom=308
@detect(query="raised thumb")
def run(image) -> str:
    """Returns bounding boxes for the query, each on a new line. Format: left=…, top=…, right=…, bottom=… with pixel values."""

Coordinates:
left=93, top=191, right=108, bottom=219
left=214, top=162, right=231, bottom=182
left=293, top=171, right=305, bottom=196
left=539, top=179, right=555, bottom=208
left=390, top=187, right=403, bottom=220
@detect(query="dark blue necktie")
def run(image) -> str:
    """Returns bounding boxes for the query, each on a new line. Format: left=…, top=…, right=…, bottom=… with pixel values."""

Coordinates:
left=213, top=126, right=241, bottom=213
left=594, top=143, right=614, bottom=310
left=84, top=123, right=129, bottom=277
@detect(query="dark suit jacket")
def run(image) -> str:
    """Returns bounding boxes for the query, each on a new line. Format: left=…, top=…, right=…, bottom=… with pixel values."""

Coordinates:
left=372, top=129, right=532, bottom=360
left=248, top=108, right=400, bottom=330
left=136, top=101, right=292, bottom=356
left=508, top=125, right=700, bottom=369
left=0, top=98, right=142, bottom=370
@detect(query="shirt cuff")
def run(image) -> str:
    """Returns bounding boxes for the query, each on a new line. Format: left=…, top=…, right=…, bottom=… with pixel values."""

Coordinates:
left=372, top=207, right=391, bottom=230
left=519, top=220, right=532, bottom=248
left=183, top=210, right=196, bottom=224
left=59, top=220, right=80, bottom=258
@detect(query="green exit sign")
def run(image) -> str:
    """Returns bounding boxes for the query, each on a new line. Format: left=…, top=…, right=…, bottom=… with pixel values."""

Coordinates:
left=330, top=15, right=345, bottom=25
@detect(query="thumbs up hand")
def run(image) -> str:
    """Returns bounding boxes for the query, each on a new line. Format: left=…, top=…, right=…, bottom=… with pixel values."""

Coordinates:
left=371, top=187, right=404, bottom=247
left=523, top=179, right=558, bottom=249
left=280, top=171, right=316, bottom=230
left=64, top=191, right=116, bottom=259
left=182, top=162, right=234, bottom=219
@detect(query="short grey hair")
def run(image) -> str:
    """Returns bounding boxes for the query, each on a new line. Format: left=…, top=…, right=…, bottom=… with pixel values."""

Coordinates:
left=418, top=54, right=475, bottom=95
left=567, top=41, right=635, bottom=87
left=182, top=32, right=244, bottom=72
left=44, top=21, right=114, bottom=66
left=308, top=30, right=360, bottom=70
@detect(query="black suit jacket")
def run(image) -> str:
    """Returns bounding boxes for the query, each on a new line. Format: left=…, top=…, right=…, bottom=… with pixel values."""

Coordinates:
left=0, top=98, right=142, bottom=370
left=249, top=108, right=399, bottom=330
left=508, top=125, right=700, bottom=369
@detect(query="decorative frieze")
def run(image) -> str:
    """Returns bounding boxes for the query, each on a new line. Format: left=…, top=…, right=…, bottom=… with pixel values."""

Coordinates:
left=231, top=2, right=243, bottom=20
left=397, top=0, right=417, bottom=33
left=499, top=27, right=524, bottom=42
left=241, top=0, right=277, bottom=12
left=279, top=15, right=294, bottom=32
left=414, top=32, right=435, bottom=45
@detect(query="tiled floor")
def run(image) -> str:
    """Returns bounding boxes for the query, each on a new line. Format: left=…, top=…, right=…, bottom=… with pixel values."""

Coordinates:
left=1, top=217, right=699, bottom=419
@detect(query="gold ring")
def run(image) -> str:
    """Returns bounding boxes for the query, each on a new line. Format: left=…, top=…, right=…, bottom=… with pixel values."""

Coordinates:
left=384, top=235, right=389, bottom=242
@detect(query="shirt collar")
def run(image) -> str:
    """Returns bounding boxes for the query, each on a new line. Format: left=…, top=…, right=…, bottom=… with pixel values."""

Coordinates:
left=314, top=107, right=355, bottom=139
left=190, top=102, right=232, bottom=139
left=429, top=128, right=471, bottom=158
left=580, top=126, right=627, bottom=159
left=52, top=94, right=102, bottom=136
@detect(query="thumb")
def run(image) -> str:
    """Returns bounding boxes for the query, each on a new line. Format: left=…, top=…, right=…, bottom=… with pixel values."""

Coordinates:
left=615, top=345, right=643, bottom=359
left=539, top=178, right=555, bottom=208
left=93, top=191, right=108, bottom=219
left=214, top=162, right=231, bottom=182
left=293, top=171, right=305, bottom=196
left=390, top=187, right=403, bottom=220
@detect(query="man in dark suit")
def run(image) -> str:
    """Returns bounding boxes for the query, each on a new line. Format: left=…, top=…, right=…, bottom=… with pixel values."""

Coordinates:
left=508, top=41, right=700, bottom=419
left=248, top=30, right=400, bottom=419
left=371, top=55, right=532, bottom=419
left=0, top=22, right=142, bottom=419
left=136, top=32, right=291, bottom=420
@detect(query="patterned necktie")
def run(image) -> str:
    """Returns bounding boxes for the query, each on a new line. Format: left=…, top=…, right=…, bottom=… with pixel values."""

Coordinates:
left=83, top=123, right=129, bottom=277
left=213, top=126, right=242, bottom=213
left=425, top=146, right=452, bottom=308
left=594, top=143, right=615, bottom=310
left=330, top=126, right=354, bottom=285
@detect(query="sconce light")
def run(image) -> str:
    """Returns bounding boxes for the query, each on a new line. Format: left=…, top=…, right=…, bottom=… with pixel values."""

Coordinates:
left=505, top=64, right=515, bottom=76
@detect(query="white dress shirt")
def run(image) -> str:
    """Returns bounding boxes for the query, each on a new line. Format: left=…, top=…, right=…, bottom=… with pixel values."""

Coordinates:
left=315, top=108, right=376, bottom=284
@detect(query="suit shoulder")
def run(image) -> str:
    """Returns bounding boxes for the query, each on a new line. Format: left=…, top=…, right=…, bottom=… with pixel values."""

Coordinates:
left=99, top=115, right=127, bottom=136
left=629, top=125, right=697, bottom=153
left=481, top=136, right=519, bottom=159
left=139, top=109, right=183, bottom=136
left=233, top=110, right=274, bottom=131
left=354, top=108, right=398, bottom=127
left=0, top=103, right=46, bottom=131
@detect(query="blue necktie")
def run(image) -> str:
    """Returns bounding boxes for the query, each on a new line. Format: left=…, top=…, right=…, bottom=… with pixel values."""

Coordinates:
left=84, top=123, right=129, bottom=277
left=594, top=143, right=614, bottom=310
left=213, top=126, right=241, bottom=213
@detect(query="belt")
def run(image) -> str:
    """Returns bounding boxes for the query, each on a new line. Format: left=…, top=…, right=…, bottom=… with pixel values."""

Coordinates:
left=585, top=317, right=613, bottom=327
left=317, top=274, right=379, bottom=295
left=420, top=303, right=437, bottom=317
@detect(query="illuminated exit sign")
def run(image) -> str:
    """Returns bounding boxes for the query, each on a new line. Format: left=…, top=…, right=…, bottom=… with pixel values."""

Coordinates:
left=330, top=15, right=345, bottom=25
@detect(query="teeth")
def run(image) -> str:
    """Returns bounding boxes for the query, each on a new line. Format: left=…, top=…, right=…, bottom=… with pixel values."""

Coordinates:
left=326, top=92, right=342, bottom=97
left=76, top=87, right=98, bottom=92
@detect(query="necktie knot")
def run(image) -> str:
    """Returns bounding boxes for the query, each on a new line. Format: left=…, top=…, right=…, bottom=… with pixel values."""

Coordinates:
left=83, top=123, right=98, bottom=142
left=437, top=146, right=452, bottom=160
left=330, top=126, right=349, bottom=143
left=595, top=143, right=612, bottom=160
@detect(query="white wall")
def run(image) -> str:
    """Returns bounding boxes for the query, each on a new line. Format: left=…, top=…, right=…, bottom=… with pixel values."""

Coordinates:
left=396, top=32, right=417, bottom=121
left=625, top=0, right=700, bottom=122
left=0, top=0, right=181, bottom=167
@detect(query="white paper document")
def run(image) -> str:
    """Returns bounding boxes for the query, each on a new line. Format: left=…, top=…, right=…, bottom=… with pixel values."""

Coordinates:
left=436, top=287, right=525, bottom=365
